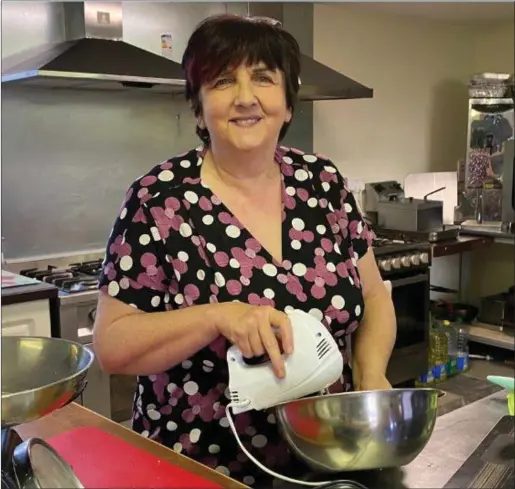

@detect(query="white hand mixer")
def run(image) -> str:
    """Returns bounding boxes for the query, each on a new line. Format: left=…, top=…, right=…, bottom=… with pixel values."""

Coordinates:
left=225, top=309, right=367, bottom=488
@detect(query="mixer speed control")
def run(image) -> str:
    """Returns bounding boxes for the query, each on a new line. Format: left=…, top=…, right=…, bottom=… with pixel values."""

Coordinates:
left=410, top=254, right=421, bottom=266
left=420, top=252, right=429, bottom=264
left=401, top=256, right=411, bottom=267
left=379, top=259, right=391, bottom=272
left=391, top=258, right=401, bottom=269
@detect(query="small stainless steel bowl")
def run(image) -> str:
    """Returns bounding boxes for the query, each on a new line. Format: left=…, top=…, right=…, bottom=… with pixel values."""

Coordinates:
left=274, top=388, right=440, bottom=473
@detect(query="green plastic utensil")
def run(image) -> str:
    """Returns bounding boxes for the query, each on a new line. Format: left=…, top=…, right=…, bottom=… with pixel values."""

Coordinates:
left=487, top=375, right=515, bottom=391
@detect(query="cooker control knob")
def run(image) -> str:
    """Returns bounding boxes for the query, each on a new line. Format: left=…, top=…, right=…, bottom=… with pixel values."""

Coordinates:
left=410, top=254, right=421, bottom=266
left=401, top=256, right=411, bottom=267
left=420, top=252, right=429, bottom=264
left=391, top=257, right=401, bottom=269
left=379, top=259, right=391, bottom=272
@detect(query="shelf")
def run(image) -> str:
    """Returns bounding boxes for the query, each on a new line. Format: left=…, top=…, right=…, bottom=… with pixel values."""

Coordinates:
left=466, top=322, right=515, bottom=351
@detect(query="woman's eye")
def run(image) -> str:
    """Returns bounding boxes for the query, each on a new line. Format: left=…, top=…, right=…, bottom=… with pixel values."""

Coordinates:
left=214, top=78, right=231, bottom=88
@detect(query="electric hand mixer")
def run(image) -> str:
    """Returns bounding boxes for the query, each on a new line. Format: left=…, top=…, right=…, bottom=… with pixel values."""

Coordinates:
left=225, top=309, right=368, bottom=488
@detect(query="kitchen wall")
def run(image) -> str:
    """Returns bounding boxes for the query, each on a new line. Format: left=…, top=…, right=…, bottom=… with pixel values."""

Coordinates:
left=1, top=2, right=313, bottom=259
left=313, top=3, right=514, bottom=303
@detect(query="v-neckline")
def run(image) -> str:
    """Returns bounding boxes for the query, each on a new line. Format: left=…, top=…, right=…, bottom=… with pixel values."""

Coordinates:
left=193, top=146, right=287, bottom=268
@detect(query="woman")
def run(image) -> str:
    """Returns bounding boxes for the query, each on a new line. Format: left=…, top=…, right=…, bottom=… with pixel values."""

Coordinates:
left=93, top=13, right=396, bottom=487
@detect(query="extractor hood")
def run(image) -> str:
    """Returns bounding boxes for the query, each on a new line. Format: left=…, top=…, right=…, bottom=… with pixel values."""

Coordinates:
left=1, top=2, right=373, bottom=101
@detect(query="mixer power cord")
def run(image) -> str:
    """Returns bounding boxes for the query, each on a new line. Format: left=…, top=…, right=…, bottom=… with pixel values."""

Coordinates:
left=225, top=402, right=368, bottom=489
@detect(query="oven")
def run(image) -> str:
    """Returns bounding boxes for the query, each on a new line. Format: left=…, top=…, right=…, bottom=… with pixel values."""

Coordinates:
left=368, top=241, right=432, bottom=386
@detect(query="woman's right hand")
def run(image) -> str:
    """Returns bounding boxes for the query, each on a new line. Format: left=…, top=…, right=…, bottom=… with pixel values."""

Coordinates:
left=212, top=303, right=293, bottom=378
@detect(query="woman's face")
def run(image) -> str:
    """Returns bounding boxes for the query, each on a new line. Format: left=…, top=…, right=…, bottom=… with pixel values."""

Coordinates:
left=198, top=61, right=292, bottom=152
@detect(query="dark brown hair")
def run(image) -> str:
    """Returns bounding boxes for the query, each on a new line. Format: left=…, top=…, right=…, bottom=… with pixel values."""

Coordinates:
left=181, top=14, right=301, bottom=144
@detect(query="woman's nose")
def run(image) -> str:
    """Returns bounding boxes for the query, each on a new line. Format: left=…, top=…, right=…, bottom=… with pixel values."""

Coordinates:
left=234, top=81, right=257, bottom=106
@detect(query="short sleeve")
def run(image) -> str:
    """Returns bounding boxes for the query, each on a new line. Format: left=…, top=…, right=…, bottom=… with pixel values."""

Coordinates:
left=98, top=184, right=172, bottom=313
left=340, top=177, right=375, bottom=260
left=318, top=158, right=375, bottom=261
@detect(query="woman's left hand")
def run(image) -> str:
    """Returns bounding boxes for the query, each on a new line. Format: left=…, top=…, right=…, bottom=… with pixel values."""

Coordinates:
left=355, top=371, right=392, bottom=391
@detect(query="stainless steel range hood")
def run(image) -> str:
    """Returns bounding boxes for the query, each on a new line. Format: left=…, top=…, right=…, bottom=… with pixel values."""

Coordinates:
left=1, top=2, right=373, bottom=101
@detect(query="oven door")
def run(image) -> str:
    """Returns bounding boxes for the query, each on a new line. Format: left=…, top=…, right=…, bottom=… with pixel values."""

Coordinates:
left=387, top=272, right=430, bottom=385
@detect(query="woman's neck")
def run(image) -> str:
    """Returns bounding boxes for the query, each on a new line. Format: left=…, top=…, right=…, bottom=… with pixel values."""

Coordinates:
left=204, top=142, right=279, bottom=185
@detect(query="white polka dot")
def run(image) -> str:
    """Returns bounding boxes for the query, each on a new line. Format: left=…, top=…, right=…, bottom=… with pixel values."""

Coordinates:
left=120, top=207, right=128, bottom=219
left=309, top=308, right=324, bottom=321
left=284, top=305, right=295, bottom=314
left=166, top=383, right=178, bottom=393
left=208, top=444, right=220, bottom=454
left=331, top=295, right=346, bottom=310
left=214, top=272, right=226, bottom=287
left=139, top=234, right=151, bottom=245
left=219, top=417, right=230, bottom=428
left=324, top=165, right=337, bottom=173
left=206, top=243, right=216, bottom=253
left=302, top=154, right=317, bottom=163
left=263, top=264, right=277, bottom=277
left=108, top=281, right=120, bottom=297
left=292, top=218, right=305, bottom=231
left=251, top=434, right=268, bottom=448
left=203, top=360, right=214, bottom=368
left=184, top=190, right=199, bottom=204
left=226, top=225, right=241, bottom=238
left=173, top=442, right=182, bottom=452
left=174, top=294, right=184, bottom=305
left=166, top=421, right=178, bottom=431
left=141, top=430, right=149, bottom=438
left=294, top=169, right=309, bottom=181
left=150, top=226, right=162, bottom=241
left=180, top=159, right=191, bottom=168
left=189, top=428, right=201, bottom=443
left=197, top=270, right=206, bottom=280
left=151, top=296, right=161, bottom=307
left=334, top=243, right=341, bottom=254
left=148, top=409, right=161, bottom=420
left=357, top=221, right=364, bottom=234
left=184, top=381, right=199, bottom=395
left=245, top=426, right=257, bottom=436
left=182, top=360, right=192, bottom=369
left=267, top=414, right=276, bottom=424
left=291, top=240, right=301, bottom=250
left=322, top=182, right=331, bottom=192
left=179, top=223, right=192, bottom=237
left=120, top=255, right=133, bottom=271
left=216, top=466, right=230, bottom=476
left=327, top=262, right=336, bottom=272
left=243, top=476, right=255, bottom=485
left=292, top=263, right=307, bottom=276
left=229, top=259, right=240, bottom=268
left=344, top=203, right=353, bottom=213
left=316, top=224, right=326, bottom=234
left=264, top=288, right=275, bottom=299
left=202, top=215, right=214, bottom=225
left=283, top=156, right=293, bottom=164
left=158, top=170, right=174, bottom=182
left=178, top=251, right=189, bottom=262
left=307, top=197, right=318, bottom=208
left=355, top=305, right=362, bottom=316
left=285, top=186, right=296, bottom=196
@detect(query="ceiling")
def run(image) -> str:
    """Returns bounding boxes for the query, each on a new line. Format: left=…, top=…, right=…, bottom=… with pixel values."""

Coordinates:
left=334, top=2, right=514, bottom=22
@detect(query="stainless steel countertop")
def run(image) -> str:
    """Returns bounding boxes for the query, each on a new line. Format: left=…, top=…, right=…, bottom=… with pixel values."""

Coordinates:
left=404, top=389, right=510, bottom=488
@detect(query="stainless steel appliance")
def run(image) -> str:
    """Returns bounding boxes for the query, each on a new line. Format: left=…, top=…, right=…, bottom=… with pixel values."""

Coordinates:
left=364, top=181, right=445, bottom=234
left=9, top=252, right=135, bottom=423
left=368, top=233, right=432, bottom=385
left=501, top=138, right=515, bottom=227
left=479, top=285, right=515, bottom=333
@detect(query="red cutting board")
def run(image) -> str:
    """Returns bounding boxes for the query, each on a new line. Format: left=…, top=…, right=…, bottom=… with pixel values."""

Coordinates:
left=47, top=427, right=223, bottom=489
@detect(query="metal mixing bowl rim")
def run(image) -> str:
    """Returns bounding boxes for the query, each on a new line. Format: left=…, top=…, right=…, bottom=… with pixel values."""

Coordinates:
left=272, top=387, right=443, bottom=408
left=1, top=336, right=95, bottom=400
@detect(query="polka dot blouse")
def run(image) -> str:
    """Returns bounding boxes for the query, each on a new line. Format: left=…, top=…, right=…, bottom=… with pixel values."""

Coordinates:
left=98, top=144, right=375, bottom=487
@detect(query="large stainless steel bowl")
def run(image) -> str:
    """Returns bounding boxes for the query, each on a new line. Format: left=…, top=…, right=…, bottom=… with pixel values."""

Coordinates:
left=1, top=336, right=94, bottom=428
left=274, top=388, right=440, bottom=473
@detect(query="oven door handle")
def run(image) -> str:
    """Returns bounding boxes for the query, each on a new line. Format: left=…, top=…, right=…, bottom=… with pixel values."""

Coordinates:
left=390, top=274, right=429, bottom=288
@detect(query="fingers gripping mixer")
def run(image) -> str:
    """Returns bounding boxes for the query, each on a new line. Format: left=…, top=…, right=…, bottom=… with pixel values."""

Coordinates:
left=227, top=309, right=344, bottom=414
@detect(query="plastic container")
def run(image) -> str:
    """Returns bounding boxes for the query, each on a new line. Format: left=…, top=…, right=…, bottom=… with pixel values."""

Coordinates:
left=441, top=320, right=458, bottom=377
left=430, top=323, right=448, bottom=383
left=455, top=326, right=470, bottom=373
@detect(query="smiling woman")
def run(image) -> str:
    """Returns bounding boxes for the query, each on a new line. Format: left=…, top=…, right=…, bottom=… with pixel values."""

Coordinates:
left=92, top=13, right=396, bottom=487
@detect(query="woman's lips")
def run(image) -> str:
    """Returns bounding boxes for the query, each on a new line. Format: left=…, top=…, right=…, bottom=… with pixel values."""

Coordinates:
left=230, top=116, right=262, bottom=127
